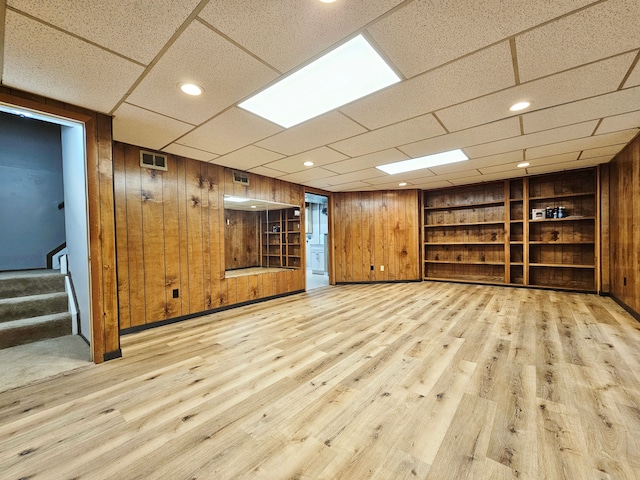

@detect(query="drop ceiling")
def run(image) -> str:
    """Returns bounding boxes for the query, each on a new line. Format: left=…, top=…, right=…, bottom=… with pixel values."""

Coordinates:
left=2, top=0, right=639, bottom=192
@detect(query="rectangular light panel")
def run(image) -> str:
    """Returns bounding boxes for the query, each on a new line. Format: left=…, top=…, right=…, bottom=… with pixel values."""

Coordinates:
left=376, top=149, right=469, bottom=174
left=238, top=35, right=401, bottom=128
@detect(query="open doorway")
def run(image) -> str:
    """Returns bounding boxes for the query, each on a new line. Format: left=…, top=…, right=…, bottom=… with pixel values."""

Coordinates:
left=305, top=193, right=329, bottom=290
left=0, top=104, right=92, bottom=390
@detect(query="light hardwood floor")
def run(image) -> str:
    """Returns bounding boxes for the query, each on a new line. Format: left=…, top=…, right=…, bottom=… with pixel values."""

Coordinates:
left=1, top=282, right=640, bottom=479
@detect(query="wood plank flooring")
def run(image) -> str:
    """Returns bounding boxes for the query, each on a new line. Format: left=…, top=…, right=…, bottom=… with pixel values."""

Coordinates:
left=1, top=282, right=640, bottom=479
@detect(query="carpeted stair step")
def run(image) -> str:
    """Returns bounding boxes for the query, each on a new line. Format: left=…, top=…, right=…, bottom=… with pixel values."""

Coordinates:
left=0, top=313, right=72, bottom=349
left=0, top=271, right=65, bottom=299
left=0, top=292, right=68, bottom=323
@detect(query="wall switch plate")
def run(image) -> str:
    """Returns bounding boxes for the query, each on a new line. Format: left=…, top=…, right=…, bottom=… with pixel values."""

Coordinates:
left=380, top=265, right=384, bottom=271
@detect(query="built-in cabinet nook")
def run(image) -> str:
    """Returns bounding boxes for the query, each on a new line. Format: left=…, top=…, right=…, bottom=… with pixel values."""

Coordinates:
left=422, top=167, right=599, bottom=292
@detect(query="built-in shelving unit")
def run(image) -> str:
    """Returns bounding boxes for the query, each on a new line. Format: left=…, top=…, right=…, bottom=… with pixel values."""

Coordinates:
left=261, top=208, right=302, bottom=269
left=422, top=167, right=598, bottom=292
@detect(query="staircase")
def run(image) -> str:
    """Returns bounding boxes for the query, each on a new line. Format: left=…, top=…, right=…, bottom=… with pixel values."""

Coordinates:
left=0, top=270, right=72, bottom=349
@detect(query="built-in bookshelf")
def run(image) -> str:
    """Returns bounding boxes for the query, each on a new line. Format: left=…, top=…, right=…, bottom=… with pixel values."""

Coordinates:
left=422, top=167, right=598, bottom=292
left=261, top=208, right=302, bottom=269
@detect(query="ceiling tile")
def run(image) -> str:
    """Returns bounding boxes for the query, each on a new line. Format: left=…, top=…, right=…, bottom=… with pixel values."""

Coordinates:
left=526, top=157, right=610, bottom=175
left=466, top=121, right=598, bottom=158
left=525, top=152, right=581, bottom=168
left=431, top=150, right=524, bottom=175
left=526, top=129, right=639, bottom=159
left=277, top=167, right=338, bottom=184
left=413, top=180, right=455, bottom=190
left=301, top=178, right=334, bottom=190
left=263, top=147, right=348, bottom=174
left=330, top=114, right=446, bottom=157
left=212, top=145, right=283, bottom=171
left=517, top=0, right=640, bottom=82
left=324, top=149, right=409, bottom=174
left=580, top=144, right=627, bottom=159
left=177, top=108, right=282, bottom=155
left=447, top=170, right=523, bottom=186
left=256, top=111, right=367, bottom=156
left=162, top=143, right=218, bottom=162
left=113, top=103, right=194, bottom=150
left=324, top=168, right=386, bottom=186
left=399, top=118, right=521, bottom=159
left=325, top=181, right=372, bottom=192
left=437, top=53, right=636, bottom=132
left=367, top=0, right=596, bottom=78
left=595, top=110, right=640, bottom=135
left=127, top=21, right=278, bottom=125
left=522, top=87, right=640, bottom=133
left=341, top=42, right=515, bottom=130
left=247, top=165, right=288, bottom=177
left=366, top=169, right=435, bottom=185
left=7, top=0, right=202, bottom=65
left=3, top=11, right=144, bottom=114
left=198, top=0, right=402, bottom=73
left=624, top=57, right=640, bottom=87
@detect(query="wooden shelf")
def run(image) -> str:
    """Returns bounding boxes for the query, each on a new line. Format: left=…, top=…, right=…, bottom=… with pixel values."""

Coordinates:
left=424, top=200, right=503, bottom=211
left=425, top=260, right=504, bottom=266
left=424, top=242, right=504, bottom=246
left=529, top=241, right=594, bottom=245
left=529, top=191, right=596, bottom=201
left=529, top=216, right=595, bottom=222
left=530, top=263, right=594, bottom=269
left=424, top=221, right=504, bottom=228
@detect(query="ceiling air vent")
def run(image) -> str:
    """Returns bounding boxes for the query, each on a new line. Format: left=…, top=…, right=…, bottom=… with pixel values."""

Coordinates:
left=140, top=150, right=168, bottom=171
left=232, top=170, right=250, bottom=186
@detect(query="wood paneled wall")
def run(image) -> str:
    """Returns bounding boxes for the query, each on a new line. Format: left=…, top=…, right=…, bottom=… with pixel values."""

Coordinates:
left=0, top=87, right=119, bottom=363
left=113, top=143, right=304, bottom=330
left=608, top=132, right=640, bottom=317
left=333, top=190, right=420, bottom=283
left=225, top=210, right=260, bottom=270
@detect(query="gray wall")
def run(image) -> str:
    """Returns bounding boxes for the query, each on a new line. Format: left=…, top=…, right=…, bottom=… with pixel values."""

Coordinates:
left=0, top=112, right=65, bottom=270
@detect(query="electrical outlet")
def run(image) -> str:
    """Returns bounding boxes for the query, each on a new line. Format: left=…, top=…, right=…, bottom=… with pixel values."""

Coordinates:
left=370, top=265, right=374, bottom=271
left=172, top=289, right=179, bottom=298
left=380, top=265, right=384, bottom=272
left=624, top=277, right=627, bottom=286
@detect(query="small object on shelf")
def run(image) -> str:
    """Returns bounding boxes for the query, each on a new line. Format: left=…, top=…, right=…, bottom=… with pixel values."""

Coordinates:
left=272, top=225, right=280, bottom=233
left=532, top=208, right=545, bottom=220
left=557, top=206, right=566, bottom=218
left=545, top=206, right=554, bottom=219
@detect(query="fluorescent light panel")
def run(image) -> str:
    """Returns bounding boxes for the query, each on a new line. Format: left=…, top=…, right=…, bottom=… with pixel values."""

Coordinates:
left=377, top=149, right=469, bottom=175
left=238, top=35, right=400, bottom=128
left=224, top=196, right=250, bottom=203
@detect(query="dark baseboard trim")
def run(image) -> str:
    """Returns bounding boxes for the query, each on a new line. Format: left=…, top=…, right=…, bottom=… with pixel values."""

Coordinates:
left=103, top=349, right=122, bottom=362
left=609, top=294, right=640, bottom=323
left=335, top=279, right=422, bottom=285
left=120, top=290, right=305, bottom=336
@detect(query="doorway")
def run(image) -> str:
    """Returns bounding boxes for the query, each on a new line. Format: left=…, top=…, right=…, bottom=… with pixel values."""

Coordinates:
left=305, top=193, right=329, bottom=290
left=0, top=103, right=93, bottom=389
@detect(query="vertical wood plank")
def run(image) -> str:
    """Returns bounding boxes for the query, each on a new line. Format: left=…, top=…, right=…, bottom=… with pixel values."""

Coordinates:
left=163, top=155, right=181, bottom=319
left=112, top=142, right=130, bottom=330
left=185, top=159, right=204, bottom=313
left=176, top=157, right=190, bottom=315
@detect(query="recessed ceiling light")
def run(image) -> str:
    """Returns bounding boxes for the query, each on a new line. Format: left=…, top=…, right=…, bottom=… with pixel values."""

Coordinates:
left=377, top=149, right=469, bottom=175
left=251, top=205, right=257, bottom=209
left=398, top=182, right=407, bottom=187
left=517, top=162, right=530, bottom=168
left=238, top=34, right=401, bottom=128
left=509, top=101, right=531, bottom=112
left=303, top=161, right=314, bottom=167
left=319, top=0, right=337, bottom=3
left=180, top=83, right=203, bottom=96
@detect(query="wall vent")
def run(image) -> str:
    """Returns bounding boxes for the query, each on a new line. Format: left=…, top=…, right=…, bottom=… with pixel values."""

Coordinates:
left=232, top=170, right=250, bottom=186
left=140, top=151, right=168, bottom=171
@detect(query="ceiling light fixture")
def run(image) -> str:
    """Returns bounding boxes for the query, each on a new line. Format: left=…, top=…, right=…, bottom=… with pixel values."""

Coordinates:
left=238, top=34, right=401, bottom=128
left=319, top=0, right=337, bottom=3
left=398, top=182, right=407, bottom=187
left=303, top=161, right=314, bottom=167
left=509, top=101, right=531, bottom=112
left=180, top=83, right=203, bottom=96
left=224, top=196, right=250, bottom=203
left=517, top=162, right=530, bottom=168
left=376, top=149, right=469, bottom=175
